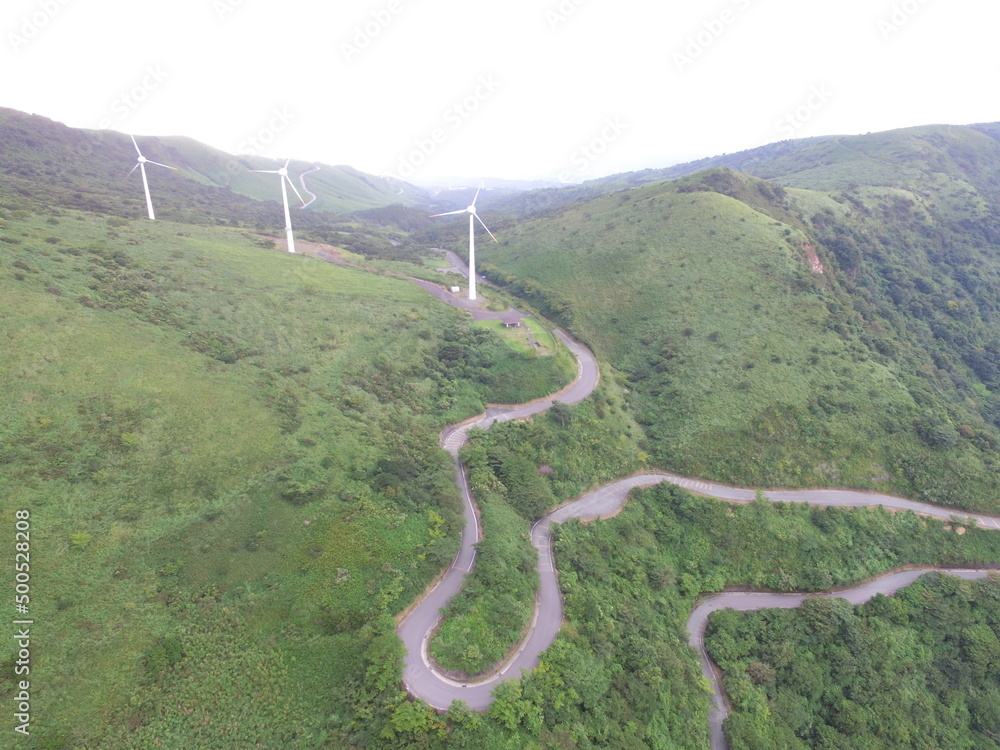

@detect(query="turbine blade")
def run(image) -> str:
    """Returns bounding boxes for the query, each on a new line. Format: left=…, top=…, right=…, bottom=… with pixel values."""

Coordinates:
left=130, top=134, right=142, bottom=156
left=285, top=175, right=306, bottom=206
left=472, top=180, right=483, bottom=206
left=146, top=160, right=177, bottom=170
left=476, top=213, right=498, bottom=243
left=252, top=169, right=281, bottom=174
left=430, top=209, right=468, bottom=217
left=125, top=162, right=141, bottom=179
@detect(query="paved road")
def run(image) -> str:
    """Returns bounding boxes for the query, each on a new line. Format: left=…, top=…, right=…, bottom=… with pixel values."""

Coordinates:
left=300, top=241, right=1000, bottom=744
left=298, top=166, right=321, bottom=208
left=396, top=306, right=600, bottom=710
left=399, top=448, right=1000, bottom=716
left=688, top=568, right=996, bottom=750
left=410, top=250, right=527, bottom=324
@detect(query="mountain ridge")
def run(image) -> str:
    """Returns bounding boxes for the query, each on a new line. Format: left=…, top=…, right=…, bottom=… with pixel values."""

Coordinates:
left=0, top=107, right=435, bottom=221
left=482, top=128, right=1000, bottom=512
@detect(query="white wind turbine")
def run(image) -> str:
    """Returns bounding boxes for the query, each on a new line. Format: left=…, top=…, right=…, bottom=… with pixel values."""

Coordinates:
left=253, top=159, right=306, bottom=254
left=126, top=135, right=176, bottom=221
left=431, top=181, right=497, bottom=301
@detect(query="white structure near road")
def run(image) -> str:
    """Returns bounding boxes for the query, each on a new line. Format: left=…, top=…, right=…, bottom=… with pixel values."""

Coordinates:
left=431, top=181, right=497, bottom=301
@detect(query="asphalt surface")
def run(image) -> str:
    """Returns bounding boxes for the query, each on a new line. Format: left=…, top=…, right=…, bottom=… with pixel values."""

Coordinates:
left=302, top=245, right=1000, bottom=746
left=396, top=286, right=600, bottom=710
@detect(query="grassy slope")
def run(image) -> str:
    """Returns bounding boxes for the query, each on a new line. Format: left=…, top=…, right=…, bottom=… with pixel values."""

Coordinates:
left=486, top=157, right=1000, bottom=512
left=0, top=206, right=571, bottom=747
left=159, top=134, right=429, bottom=213
left=0, top=108, right=431, bottom=227
left=488, top=178, right=921, bottom=487
left=748, top=125, right=1000, bottom=192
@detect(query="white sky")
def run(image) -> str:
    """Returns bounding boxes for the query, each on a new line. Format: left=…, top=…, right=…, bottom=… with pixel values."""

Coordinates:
left=2, top=0, right=998, bottom=184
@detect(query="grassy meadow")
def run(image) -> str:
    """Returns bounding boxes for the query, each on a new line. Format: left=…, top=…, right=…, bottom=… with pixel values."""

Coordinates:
left=472, top=319, right=557, bottom=357
left=0, top=205, right=572, bottom=747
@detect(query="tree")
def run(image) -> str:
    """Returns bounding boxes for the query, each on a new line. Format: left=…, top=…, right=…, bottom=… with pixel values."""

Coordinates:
left=549, top=401, right=572, bottom=428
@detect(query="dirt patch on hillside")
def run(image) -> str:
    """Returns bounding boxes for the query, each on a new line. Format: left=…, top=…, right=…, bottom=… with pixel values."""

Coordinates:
left=803, top=243, right=824, bottom=274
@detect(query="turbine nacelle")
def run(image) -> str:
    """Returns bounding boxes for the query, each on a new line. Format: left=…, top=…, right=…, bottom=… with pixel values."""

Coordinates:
left=126, top=135, right=176, bottom=220
left=430, top=180, right=497, bottom=301
left=252, top=158, right=305, bottom=253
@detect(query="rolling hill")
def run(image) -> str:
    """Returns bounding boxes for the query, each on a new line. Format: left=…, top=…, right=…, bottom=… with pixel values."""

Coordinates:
left=482, top=124, right=1000, bottom=513
left=484, top=123, right=1000, bottom=217
left=4, top=106, right=1000, bottom=749
left=0, top=126, right=574, bottom=745
left=0, top=107, right=433, bottom=223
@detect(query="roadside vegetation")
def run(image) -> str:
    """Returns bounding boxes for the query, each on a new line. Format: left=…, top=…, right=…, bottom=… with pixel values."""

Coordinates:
left=430, top=379, right=643, bottom=675
left=483, top=483, right=1000, bottom=749
left=0, top=206, right=571, bottom=748
left=5, top=113, right=1000, bottom=750
left=707, top=572, right=1000, bottom=749
left=357, top=478, right=1000, bottom=749
left=487, top=156, right=1000, bottom=513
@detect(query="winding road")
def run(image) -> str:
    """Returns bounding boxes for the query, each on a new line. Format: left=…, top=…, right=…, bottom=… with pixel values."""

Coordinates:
left=298, top=165, right=321, bottom=209
left=302, top=239, right=1000, bottom=747
left=396, top=318, right=601, bottom=711
left=688, top=567, right=996, bottom=750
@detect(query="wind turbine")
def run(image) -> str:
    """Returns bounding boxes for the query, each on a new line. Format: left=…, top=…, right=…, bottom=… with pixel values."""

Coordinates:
left=126, top=135, right=176, bottom=221
left=252, top=159, right=306, bottom=253
left=431, top=181, right=497, bottom=301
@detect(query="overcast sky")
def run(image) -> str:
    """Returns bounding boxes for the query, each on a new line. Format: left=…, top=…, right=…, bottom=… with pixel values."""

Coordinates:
left=3, top=0, right=998, bottom=185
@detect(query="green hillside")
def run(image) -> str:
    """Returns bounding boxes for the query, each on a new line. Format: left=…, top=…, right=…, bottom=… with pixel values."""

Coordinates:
left=707, top=573, right=1000, bottom=748
left=484, top=134, right=1000, bottom=512
left=0, top=200, right=572, bottom=746
left=4, top=107, right=1000, bottom=749
left=488, top=124, right=1000, bottom=218
left=0, top=108, right=431, bottom=224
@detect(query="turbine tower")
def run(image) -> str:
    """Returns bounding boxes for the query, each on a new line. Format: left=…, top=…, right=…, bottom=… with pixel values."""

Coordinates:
left=126, top=135, right=176, bottom=221
left=253, top=159, right=306, bottom=253
left=431, top=181, right=497, bottom=301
